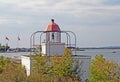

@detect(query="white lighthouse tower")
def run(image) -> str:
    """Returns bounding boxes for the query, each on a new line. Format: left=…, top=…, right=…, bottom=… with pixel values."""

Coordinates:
left=41, top=19, right=65, bottom=56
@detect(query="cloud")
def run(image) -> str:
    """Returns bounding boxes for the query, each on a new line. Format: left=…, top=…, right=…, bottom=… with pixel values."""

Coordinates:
left=0, top=0, right=120, bottom=47
left=0, top=0, right=104, bottom=12
left=0, top=17, right=30, bottom=25
left=0, top=0, right=119, bottom=16
left=0, top=0, right=119, bottom=27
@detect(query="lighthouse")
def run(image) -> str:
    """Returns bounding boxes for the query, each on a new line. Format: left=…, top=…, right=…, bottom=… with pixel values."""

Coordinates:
left=22, top=19, right=91, bottom=81
left=30, top=19, right=76, bottom=56
left=41, top=19, right=65, bottom=56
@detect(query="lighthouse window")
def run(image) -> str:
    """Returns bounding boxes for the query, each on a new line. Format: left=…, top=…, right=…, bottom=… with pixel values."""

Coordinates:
left=52, top=33, right=54, bottom=40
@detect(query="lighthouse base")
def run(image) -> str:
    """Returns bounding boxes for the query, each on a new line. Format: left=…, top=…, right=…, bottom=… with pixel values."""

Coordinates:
left=41, top=42, right=65, bottom=56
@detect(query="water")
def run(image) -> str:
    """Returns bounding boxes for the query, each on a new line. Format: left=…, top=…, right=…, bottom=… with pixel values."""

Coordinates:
left=77, top=49, right=120, bottom=64
left=0, top=49, right=120, bottom=64
left=0, top=52, right=30, bottom=58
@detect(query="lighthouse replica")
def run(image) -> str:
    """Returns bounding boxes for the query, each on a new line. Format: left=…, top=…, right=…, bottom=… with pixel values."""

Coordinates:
left=41, top=19, right=65, bottom=56
left=21, top=19, right=91, bottom=81
left=29, top=19, right=76, bottom=56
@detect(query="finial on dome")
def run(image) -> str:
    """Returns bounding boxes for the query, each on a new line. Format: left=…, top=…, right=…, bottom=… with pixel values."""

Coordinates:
left=51, top=19, right=54, bottom=23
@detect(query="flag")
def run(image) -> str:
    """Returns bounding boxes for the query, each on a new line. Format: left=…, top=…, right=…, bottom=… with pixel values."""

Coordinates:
left=5, top=37, right=9, bottom=41
left=18, top=36, right=20, bottom=40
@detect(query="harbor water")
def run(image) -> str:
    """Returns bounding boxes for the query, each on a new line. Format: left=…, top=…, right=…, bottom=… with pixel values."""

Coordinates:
left=0, top=49, right=120, bottom=64
left=77, top=49, right=120, bottom=64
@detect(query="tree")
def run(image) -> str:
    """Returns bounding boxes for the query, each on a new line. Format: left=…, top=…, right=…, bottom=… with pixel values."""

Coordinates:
left=32, top=54, right=49, bottom=74
left=0, top=56, right=26, bottom=82
left=30, top=48, right=78, bottom=82
left=90, top=55, right=120, bottom=82
left=51, top=48, right=72, bottom=76
left=0, top=47, right=79, bottom=82
left=34, top=45, right=42, bottom=55
left=0, top=63, right=26, bottom=82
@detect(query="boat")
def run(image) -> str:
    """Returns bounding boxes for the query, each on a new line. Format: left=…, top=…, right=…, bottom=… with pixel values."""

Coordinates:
left=112, top=51, right=116, bottom=53
left=79, top=49, right=85, bottom=51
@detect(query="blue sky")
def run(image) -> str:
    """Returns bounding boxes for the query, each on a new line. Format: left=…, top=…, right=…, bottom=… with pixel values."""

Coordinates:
left=0, top=0, right=120, bottom=48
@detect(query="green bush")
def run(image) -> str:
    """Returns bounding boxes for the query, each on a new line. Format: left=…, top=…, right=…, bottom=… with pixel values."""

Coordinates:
left=0, top=65, right=3, bottom=73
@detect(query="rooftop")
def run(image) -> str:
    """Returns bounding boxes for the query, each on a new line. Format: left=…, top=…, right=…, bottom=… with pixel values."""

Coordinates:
left=46, top=19, right=61, bottom=32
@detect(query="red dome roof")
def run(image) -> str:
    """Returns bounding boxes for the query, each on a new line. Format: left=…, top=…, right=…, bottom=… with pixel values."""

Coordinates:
left=46, top=19, right=61, bottom=32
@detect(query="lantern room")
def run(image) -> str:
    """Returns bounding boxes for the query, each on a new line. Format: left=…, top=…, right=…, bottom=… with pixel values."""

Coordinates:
left=46, top=19, right=61, bottom=43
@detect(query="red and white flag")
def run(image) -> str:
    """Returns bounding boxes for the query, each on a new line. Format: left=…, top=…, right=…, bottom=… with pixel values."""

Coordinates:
left=5, top=37, right=9, bottom=41
left=18, top=36, right=20, bottom=40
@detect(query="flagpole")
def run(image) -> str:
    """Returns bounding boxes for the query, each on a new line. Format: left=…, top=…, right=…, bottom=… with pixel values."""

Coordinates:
left=17, top=39, right=19, bottom=51
left=5, top=37, right=9, bottom=52
left=17, top=35, right=20, bottom=51
left=5, top=38, right=7, bottom=52
left=5, top=39, right=6, bottom=52
left=6, top=42, right=8, bottom=52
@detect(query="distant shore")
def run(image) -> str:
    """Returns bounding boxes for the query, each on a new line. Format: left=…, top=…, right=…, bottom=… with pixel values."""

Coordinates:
left=80, top=47, right=120, bottom=49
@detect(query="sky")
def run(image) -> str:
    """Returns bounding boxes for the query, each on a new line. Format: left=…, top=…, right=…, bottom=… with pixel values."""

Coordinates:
left=0, top=0, right=120, bottom=48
